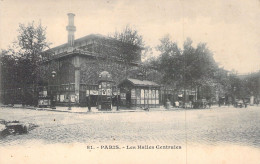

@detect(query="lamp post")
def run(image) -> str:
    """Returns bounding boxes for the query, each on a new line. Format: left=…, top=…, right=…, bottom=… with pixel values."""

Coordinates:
left=68, top=83, right=71, bottom=110
left=51, top=71, right=57, bottom=109
left=181, top=50, right=186, bottom=108
left=88, top=87, right=91, bottom=112
left=116, top=86, right=119, bottom=111
left=14, top=58, right=19, bottom=106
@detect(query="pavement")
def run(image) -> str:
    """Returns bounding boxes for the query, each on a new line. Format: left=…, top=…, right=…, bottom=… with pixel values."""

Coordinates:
left=1, top=103, right=231, bottom=114
left=1, top=105, right=259, bottom=146
left=1, top=104, right=170, bottom=114
left=1, top=105, right=260, bottom=164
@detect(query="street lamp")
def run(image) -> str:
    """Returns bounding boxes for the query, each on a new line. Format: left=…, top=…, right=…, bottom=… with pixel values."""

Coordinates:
left=116, top=86, right=119, bottom=111
left=51, top=71, right=56, bottom=109
left=68, top=83, right=71, bottom=110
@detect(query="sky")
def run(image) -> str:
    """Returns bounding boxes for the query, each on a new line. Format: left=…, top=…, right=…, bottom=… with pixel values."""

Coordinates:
left=0, top=0, right=260, bottom=74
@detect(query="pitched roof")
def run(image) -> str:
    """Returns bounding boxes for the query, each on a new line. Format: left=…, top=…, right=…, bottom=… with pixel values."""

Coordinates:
left=44, top=34, right=107, bottom=52
left=120, top=78, right=160, bottom=87
left=45, top=33, right=144, bottom=53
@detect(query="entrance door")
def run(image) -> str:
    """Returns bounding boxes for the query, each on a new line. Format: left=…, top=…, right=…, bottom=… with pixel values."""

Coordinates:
left=126, top=91, right=131, bottom=107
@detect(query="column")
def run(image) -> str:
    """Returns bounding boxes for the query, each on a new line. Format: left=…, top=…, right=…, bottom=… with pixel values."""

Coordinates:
left=74, top=56, right=81, bottom=104
left=75, top=67, right=80, bottom=104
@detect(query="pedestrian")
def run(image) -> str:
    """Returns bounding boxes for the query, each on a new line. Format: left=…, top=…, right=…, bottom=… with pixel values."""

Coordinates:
left=175, top=101, right=179, bottom=108
left=164, top=99, right=171, bottom=109
left=87, top=96, right=91, bottom=112
left=256, top=99, right=259, bottom=106
left=208, top=100, right=212, bottom=108
left=218, top=100, right=221, bottom=107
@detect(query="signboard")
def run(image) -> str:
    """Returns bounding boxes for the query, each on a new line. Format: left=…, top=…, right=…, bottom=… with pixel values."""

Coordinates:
left=107, top=89, right=112, bottom=96
left=102, top=89, right=106, bottom=95
left=38, top=99, right=50, bottom=106
left=98, top=89, right=102, bottom=95
left=60, top=95, right=65, bottom=102
left=121, top=93, right=126, bottom=99
left=113, top=88, right=120, bottom=96
left=90, top=90, right=98, bottom=95
left=87, top=89, right=99, bottom=96
left=43, top=91, right=47, bottom=97
left=101, top=82, right=106, bottom=88
left=71, top=95, right=75, bottom=102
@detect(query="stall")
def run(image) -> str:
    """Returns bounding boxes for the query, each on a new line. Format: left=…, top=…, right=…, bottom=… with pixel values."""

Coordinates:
left=118, top=78, right=160, bottom=108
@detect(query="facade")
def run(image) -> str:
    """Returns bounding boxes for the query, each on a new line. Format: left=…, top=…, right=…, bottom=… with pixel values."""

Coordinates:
left=42, top=13, right=159, bottom=108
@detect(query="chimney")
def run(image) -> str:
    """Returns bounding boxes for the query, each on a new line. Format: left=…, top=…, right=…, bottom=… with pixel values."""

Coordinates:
left=66, top=13, right=76, bottom=47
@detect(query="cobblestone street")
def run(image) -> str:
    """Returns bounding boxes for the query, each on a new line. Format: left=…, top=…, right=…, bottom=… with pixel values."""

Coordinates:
left=0, top=106, right=260, bottom=148
left=1, top=106, right=260, bottom=164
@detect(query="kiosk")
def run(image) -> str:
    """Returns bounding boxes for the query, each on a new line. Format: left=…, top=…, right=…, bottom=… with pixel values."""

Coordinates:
left=97, top=71, right=113, bottom=111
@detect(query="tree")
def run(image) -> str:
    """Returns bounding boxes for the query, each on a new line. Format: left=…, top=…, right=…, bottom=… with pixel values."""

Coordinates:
left=17, top=22, right=50, bottom=58
left=0, top=50, right=18, bottom=104
left=155, top=36, right=223, bottom=100
left=112, top=25, right=145, bottom=77
left=155, top=35, right=182, bottom=87
left=18, top=22, right=50, bottom=80
left=0, top=21, right=51, bottom=105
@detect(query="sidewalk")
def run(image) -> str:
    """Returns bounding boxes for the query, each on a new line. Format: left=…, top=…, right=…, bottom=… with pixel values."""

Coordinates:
left=1, top=104, right=167, bottom=114
left=1, top=104, right=231, bottom=114
left=36, top=105, right=169, bottom=114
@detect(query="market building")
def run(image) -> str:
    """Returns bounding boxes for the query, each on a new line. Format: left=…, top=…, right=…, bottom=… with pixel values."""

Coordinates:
left=40, top=13, right=161, bottom=109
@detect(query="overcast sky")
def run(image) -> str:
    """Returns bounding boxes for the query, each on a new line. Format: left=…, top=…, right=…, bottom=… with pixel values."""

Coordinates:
left=0, top=0, right=260, bottom=74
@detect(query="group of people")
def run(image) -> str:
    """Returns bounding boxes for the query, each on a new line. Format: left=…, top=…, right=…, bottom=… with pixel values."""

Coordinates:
left=166, top=99, right=212, bottom=109
left=173, top=100, right=194, bottom=108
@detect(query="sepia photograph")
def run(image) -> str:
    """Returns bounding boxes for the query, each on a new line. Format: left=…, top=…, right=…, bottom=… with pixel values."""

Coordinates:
left=0, top=0, right=260, bottom=163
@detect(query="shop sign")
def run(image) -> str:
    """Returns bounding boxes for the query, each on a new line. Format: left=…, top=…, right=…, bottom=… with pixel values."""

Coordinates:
left=71, top=95, right=76, bottom=102
left=102, top=89, right=106, bottom=95
left=107, top=89, right=112, bottom=96
left=43, top=90, right=47, bottom=97
left=90, top=90, right=98, bottom=95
